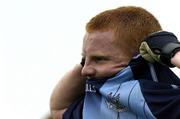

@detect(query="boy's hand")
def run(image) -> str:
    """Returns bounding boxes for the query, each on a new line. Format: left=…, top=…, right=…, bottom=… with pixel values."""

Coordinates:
left=140, top=31, right=180, bottom=67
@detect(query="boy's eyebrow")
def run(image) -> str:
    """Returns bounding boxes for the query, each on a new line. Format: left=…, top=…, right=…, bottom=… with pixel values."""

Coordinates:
left=81, top=53, right=110, bottom=59
left=92, top=52, right=110, bottom=57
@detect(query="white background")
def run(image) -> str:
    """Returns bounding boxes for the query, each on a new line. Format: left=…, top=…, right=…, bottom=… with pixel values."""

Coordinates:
left=0, top=0, right=179, bottom=119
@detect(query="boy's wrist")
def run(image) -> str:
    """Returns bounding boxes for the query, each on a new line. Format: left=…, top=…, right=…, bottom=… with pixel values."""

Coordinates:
left=170, top=51, right=180, bottom=68
left=160, top=42, right=180, bottom=67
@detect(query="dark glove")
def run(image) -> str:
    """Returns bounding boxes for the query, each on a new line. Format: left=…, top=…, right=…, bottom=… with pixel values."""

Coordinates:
left=140, top=31, right=180, bottom=67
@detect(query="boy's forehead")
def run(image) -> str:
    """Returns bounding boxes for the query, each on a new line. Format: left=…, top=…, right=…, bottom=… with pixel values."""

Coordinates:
left=83, top=31, right=114, bottom=50
left=84, top=30, right=115, bottom=41
left=82, top=31, right=126, bottom=57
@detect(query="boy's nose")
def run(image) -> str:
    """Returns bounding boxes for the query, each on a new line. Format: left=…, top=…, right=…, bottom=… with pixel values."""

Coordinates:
left=81, top=65, right=96, bottom=79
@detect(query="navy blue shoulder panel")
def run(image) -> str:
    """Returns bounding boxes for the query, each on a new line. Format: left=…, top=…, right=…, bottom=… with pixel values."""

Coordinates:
left=63, top=96, right=84, bottom=119
left=129, top=56, right=180, bottom=119
left=153, top=62, right=180, bottom=85
left=139, top=79, right=180, bottom=119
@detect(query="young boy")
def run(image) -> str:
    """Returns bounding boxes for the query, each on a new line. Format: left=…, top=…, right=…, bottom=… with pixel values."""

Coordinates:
left=50, top=6, right=180, bottom=119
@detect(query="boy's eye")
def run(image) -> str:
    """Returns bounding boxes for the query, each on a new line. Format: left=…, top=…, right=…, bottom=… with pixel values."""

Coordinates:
left=94, top=57, right=109, bottom=62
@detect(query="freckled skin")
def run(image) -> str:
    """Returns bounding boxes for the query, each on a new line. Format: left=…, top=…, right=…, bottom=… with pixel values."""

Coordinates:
left=81, top=30, right=131, bottom=79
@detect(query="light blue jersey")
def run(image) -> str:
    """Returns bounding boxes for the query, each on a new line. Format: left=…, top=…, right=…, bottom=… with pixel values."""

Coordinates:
left=83, top=66, right=155, bottom=119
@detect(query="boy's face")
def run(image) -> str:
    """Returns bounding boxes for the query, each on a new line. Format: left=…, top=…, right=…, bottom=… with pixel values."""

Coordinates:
left=82, top=30, right=131, bottom=79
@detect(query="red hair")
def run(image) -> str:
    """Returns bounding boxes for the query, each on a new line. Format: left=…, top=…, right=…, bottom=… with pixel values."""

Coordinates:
left=86, top=6, right=162, bottom=56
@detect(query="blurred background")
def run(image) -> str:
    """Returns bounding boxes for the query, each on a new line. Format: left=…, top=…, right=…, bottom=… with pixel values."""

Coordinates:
left=0, top=0, right=179, bottom=119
